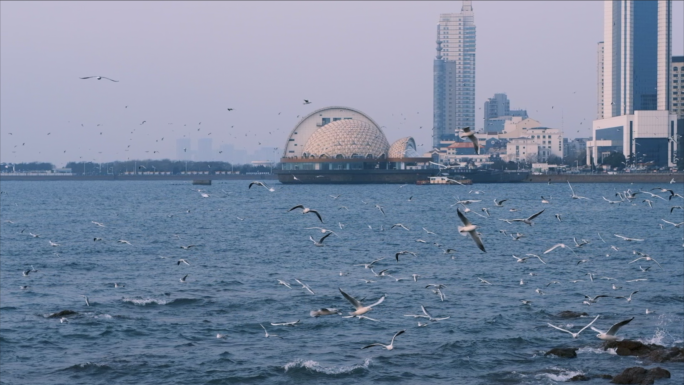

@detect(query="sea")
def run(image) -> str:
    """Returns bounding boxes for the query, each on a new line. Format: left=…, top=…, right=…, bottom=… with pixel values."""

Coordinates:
left=1, top=180, right=682, bottom=385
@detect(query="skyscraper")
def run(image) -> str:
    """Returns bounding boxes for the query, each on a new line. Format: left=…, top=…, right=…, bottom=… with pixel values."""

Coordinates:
left=433, top=1, right=476, bottom=148
left=601, top=0, right=671, bottom=117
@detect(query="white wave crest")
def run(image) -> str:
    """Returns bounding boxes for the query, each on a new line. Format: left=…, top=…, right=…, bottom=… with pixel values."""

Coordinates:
left=122, top=297, right=168, bottom=306
left=94, top=314, right=113, bottom=319
left=538, top=367, right=585, bottom=382
left=577, top=346, right=617, bottom=355
left=283, top=358, right=371, bottom=375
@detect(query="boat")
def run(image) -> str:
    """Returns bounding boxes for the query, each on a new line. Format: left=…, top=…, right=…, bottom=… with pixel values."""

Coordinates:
left=417, top=176, right=472, bottom=185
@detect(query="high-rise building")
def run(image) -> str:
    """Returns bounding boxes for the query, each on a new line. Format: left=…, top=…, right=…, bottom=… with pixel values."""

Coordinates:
left=483, top=93, right=528, bottom=133
left=671, top=56, right=683, bottom=118
left=433, top=1, right=476, bottom=148
left=197, top=138, right=213, bottom=161
left=597, top=42, right=605, bottom=119
left=601, top=0, right=671, bottom=117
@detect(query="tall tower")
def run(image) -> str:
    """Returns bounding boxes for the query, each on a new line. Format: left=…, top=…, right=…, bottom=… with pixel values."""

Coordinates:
left=601, top=0, right=671, bottom=118
left=433, top=1, right=476, bottom=148
left=597, top=41, right=605, bottom=119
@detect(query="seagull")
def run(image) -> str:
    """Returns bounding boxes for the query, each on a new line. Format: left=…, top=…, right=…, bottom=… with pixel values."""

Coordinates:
left=591, top=317, right=634, bottom=340
left=391, top=223, right=410, bottom=231
left=555, top=214, right=562, bottom=222
left=295, top=278, right=315, bottom=294
left=180, top=245, right=195, bottom=249
left=375, top=204, right=386, bottom=216
left=180, top=274, right=188, bottom=283
left=395, top=251, right=417, bottom=261
left=288, top=205, right=323, bottom=222
left=584, top=294, right=609, bottom=304
left=277, top=279, right=292, bottom=289
left=508, top=209, right=545, bottom=226
left=614, top=234, right=644, bottom=242
left=310, top=308, right=341, bottom=317
left=354, top=257, right=386, bottom=269
left=535, top=288, right=545, bottom=295
left=412, top=274, right=421, bottom=282
left=270, top=320, right=301, bottom=327
left=493, top=198, right=508, bottom=207
left=520, top=300, right=532, bottom=305
left=259, top=323, right=282, bottom=338
left=82, top=295, right=90, bottom=306
left=541, top=196, right=550, bottom=204
left=573, top=237, right=590, bottom=248
left=339, top=288, right=385, bottom=316
left=303, top=99, right=311, bottom=105
left=457, top=208, right=486, bottom=252
left=29, top=232, right=40, bottom=238
left=49, top=240, right=60, bottom=247
left=177, top=259, right=190, bottom=266
left=547, top=315, right=600, bottom=338
left=248, top=181, right=274, bottom=192
left=603, top=196, right=622, bottom=204
left=459, top=127, right=480, bottom=154
left=567, top=181, right=590, bottom=200
left=216, top=333, right=228, bottom=339
left=362, top=330, right=405, bottom=350
left=91, top=221, right=105, bottom=227
left=478, top=277, right=491, bottom=285
left=80, top=76, right=118, bottom=82
left=543, top=243, right=576, bottom=255
left=118, top=240, right=132, bottom=245
left=615, top=291, right=639, bottom=302
left=309, top=232, right=332, bottom=246
left=423, top=228, right=437, bottom=235
left=661, top=219, right=684, bottom=228
left=524, top=254, right=547, bottom=264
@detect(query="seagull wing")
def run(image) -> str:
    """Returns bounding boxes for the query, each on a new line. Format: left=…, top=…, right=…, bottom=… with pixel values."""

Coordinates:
left=309, top=209, right=323, bottom=223
left=567, top=181, right=576, bottom=195
left=339, top=288, right=362, bottom=309
left=544, top=243, right=563, bottom=254
left=547, top=323, right=574, bottom=336
left=362, top=343, right=385, bottom=349
left=578, top=315, right=601, bottom=334
left=420, top=305, right=432, bottom=318
left=100, top=77, right=119, bottom=82
left=456, top=208, right=472, bottom=227
left=367, top=295, right=386, bottom=308
left=288, top=205, right=304, bottom=212
left=469, top=231, right=486, bottom=252
left=527, top=209, right=545, bottom=221
left=606, top=317, right=634, bottom=336
left=390, top=330, right=405, bottom=344
left=319, top=232, right=332, bottom=244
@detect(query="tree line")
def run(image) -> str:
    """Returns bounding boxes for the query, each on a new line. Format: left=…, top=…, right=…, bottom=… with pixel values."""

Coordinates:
left=1, top=160, right=276, bottom=175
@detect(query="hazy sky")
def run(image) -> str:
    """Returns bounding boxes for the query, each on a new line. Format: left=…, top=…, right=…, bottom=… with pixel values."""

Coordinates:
left=1, top=1, right=682, bottom=167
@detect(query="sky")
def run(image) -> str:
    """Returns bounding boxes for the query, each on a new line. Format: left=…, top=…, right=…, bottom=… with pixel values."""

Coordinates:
left=1, top=1, right=682, bottom=167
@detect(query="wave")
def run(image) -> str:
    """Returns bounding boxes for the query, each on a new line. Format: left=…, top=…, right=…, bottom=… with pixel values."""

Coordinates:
left=537, top=366, right=585, bottom=382
left=58, top=362, right=112, bottom=373
left=121, top=297, right=202, bottom=306
left=283, top=358, right=371, bottom=376
left=577, top=346, right=617, bottom=355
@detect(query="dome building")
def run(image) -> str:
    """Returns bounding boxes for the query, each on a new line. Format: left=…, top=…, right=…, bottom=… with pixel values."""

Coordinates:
left=277, top=106, right=433, bottom=183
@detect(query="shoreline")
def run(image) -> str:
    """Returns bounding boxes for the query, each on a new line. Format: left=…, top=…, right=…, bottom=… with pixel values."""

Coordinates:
left=1, top=173, right=682, bottom=183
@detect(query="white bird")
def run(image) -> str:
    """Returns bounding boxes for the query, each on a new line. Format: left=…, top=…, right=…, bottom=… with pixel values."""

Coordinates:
left=391, top=223, right=410, bottom=231
left=48, top=240, right=60, bottom=247
left=535, top=288, right=545, bottom=295
left=629, top=254, right=662, bottom=268
left=82, top=295, right=90, bottom=306
left=520, top=299, right=531, bottom=305
left=591, top=317, right=634, bottom=340
left=339, top=288, right=385, bottom=316
left=91, top=221, right=105, bottom=227
left=270, top=320, right=300, bottom=327
left=259, top=323, right=282, bottom=338
left=459, top=127, right=480, bottom=154
left=248, top=181, right=274, bottom=192
left=568, top=181, right=590, bottom=200
left=80, top=76, right=118, bottom=82
left=180, top=274, right=188, bottom=282
left=661, top=219, right=684, bottom=228
left=416, top=305, right=450, bottom=321
left=543, top=243, right=576, bottom=255
left=362, top=330, right=405, bottom=350
left=573, top=237, right=590, bottom=248
left=278, top=279, right=292, bottom=289
left=584, top=294, right=609, bottom=303
left=524, top=254, right=547, bottom=264
left=423, top=228, right=437, bottom=235
left=216, top=333, right=228, bottom=339
left=507, top=209, right=545, bottom=226
left=180, top=245, right=195, bottom=250
left=493, top=198, right=508, bottom=207
left=309, top=232, right=332, bottom=247
left=29, top=232, right=40, bottom=238
left=288, top=205, right=323, bottom=222
left=118, top=240, right=132, bottom=245
left=457, top=208, right=486, bottom=252
left=603, top=196, right=622, bottom=204
left=615, top=291, right=639, bottom=302
left=478, top=277, right=491, bottom=285
left=547, top=315, right=600, bottom=338
left=294, top=278, right=315, bottom=294
left=395, top=250, right=417, bottom=261
left=305, top=227, right=338, bottom=236
left=354, top=257, right=386, bottom=269
left=375, top=204, right=386, bottom=216
left=177, top=259, right=190, bottom=266
left=541, top=196, right=550, bottom=204
left=310, top=308, right=341, bottom=317
left=614, top=234, right=644, bottom=242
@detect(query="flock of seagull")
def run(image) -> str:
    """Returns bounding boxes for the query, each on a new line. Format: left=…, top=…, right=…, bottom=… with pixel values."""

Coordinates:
left=7, top=177, right=684, bottom=357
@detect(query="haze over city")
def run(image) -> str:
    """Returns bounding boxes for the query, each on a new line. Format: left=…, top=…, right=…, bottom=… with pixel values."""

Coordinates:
left=1, top=1, right=682, bottom=167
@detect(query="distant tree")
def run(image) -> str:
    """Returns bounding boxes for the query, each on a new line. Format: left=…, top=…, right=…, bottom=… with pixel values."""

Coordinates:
left=601, top=151, right=626, bottom=170
left=547, top=155, right=562, bottom=165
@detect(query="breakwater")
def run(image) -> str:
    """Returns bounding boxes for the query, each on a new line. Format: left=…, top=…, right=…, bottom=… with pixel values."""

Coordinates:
left=526, top=173, right=683, bottom=183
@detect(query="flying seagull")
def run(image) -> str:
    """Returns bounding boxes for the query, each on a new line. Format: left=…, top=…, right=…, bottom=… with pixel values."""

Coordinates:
left=248, top=181, right=274, bottom=192
left=294, top=278, right=315, bottom=294
left=288, top=205, right=323, bottom=222
left=508, top=209, right=545, bottom=226
left=362, top=330, right=405, bottom=350
left=591, top=317, right=634, bottom=340
left=309, top=232, right=332, bottom=246
left=459, top=127, right=480, bottom=154
left=567, top=181, right=590, bottom=200
left=277, top=279, right=291, bottom=289
left=547, top=315, right=600, bottom=338
left=457, top=208, right=486, bottom=252
left=339, top=287, right=385, bottom=316
left=80, top=76, right=119, bottom=82
left=303, top=99, right=312, bottom=105
left=310, top=308, right=340, bottom=317
left=354, top=257, right=386, bottom=269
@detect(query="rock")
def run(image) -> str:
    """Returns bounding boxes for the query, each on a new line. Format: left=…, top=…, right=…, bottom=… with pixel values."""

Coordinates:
left=604, top=340, right=684, bottom=363
left=545, top=347, right=578, bottom=358
left=556, top=311, right=589, bottom=319
left=611, top=366, right=670, bottom=384
left=47, top=310, right=78, bottom=318
left=569, top=374, right=590, bottom=381
left=597, top=374, right=613, bottom=380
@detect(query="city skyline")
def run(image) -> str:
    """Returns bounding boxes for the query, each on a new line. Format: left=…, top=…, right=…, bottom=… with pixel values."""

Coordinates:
left=1, top=1, right=682, bottom=167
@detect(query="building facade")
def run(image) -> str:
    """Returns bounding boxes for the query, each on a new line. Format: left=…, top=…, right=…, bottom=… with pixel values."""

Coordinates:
left=433, top=0, right=476, bottom=147
left=483, top=93, right=528, bottom=133
left=602, top=0, right=671, bottom=117
left=672, top=56, right=684, bottom=118
left=597, top=42, right=605, bottom=119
